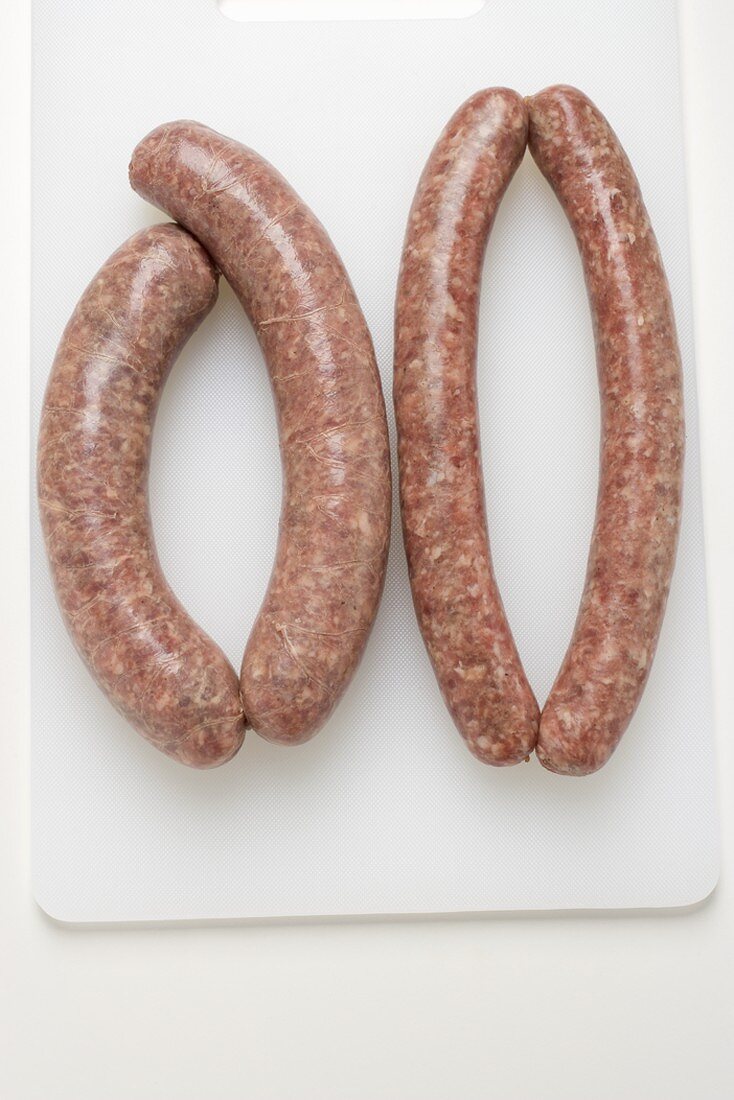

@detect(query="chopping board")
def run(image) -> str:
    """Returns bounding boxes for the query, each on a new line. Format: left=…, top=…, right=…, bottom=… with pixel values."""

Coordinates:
left=31, top=0, right=718, bottom=921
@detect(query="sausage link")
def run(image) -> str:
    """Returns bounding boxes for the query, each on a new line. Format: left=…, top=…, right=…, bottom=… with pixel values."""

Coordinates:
left=394, top=89, right=539, bottom=766
left=527, top=86, right=685, bottom=775
left=130, top=122, right=392, bottom=746
left=38, top=225, right=246, bottom=767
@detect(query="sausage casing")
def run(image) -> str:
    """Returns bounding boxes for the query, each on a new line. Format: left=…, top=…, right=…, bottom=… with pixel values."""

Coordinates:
left=130, top=122, right=392, bottom=745
left=527, top=86, right=685, bottom=775
left=394, top=89, right=539, bottom=766
left=38, top=225, right=246, bottom=767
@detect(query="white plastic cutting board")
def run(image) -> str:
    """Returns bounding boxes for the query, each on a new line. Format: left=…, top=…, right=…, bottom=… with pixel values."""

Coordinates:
left=31, top=0, right=718, bottom=922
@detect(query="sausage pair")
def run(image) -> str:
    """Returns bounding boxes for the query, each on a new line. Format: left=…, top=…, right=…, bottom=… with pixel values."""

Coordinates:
left=395, top=86, right=684, bottom=775
left=39, top=123, right=392, bottom=767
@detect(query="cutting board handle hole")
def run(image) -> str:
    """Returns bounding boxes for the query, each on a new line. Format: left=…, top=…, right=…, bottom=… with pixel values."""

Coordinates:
left=217, top=0, right=486, bottom=23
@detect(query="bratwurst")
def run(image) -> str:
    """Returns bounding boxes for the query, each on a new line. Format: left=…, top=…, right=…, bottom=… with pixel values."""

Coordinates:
left=130, top=122, right=392, bottom=745
left=38, top=224, right=246, bottom=767
left=527, top=86, right=685, bottom=775
left=394, top=89, right=539, bottom=766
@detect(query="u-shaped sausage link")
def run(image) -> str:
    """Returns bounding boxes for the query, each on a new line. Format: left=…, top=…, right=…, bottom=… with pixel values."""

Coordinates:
left=130, top=122, right=392, bottom=746
left=38, top=225, right=246, bottom=768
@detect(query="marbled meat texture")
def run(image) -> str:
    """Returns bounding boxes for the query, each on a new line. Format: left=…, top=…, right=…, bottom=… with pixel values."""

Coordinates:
left=527, top=85, right=685, bottom=776
left=38, top=224, right=246, bottom=767
left=394, top=88, right=540, bottom=766
left=130, top=122, right=392, bottom=745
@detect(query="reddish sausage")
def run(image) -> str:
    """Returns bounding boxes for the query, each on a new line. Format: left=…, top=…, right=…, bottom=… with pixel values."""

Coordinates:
left=38, top=225, right=246, bottom=767
left=527, top=86, right=685, bottom=775
left=394, top=89, right=539, bottom=766
left=130, top=122, right=392, bottom=746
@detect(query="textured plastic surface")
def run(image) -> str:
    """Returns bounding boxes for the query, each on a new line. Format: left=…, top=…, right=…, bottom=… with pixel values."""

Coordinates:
left=31, top=0, right=718, bottom=921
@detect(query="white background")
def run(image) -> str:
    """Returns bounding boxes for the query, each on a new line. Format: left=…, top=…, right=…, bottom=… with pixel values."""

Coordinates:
left=2, top=0, right=733, bottom=1095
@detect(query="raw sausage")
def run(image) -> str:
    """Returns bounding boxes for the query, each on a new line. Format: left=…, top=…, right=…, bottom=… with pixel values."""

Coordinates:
left=394, top=89, right=539, bottom=766
left=527, top=86, right=685, bottom=775
left=38, top=224, right=246, bottom=767
left=130, top=122, right=392, bottom=745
